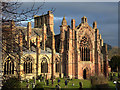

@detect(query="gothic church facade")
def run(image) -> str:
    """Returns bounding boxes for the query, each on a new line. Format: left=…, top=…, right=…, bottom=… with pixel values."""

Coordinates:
left=2, top=11, right=109, bottom=80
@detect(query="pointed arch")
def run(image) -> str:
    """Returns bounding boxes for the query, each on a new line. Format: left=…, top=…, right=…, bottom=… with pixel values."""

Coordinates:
left=77, top=26, right=94, bottom=49
left=78, top=30, right=93, bottom=61
left=41, top=56, right=48, bottom=73
left=40, top=55, right=50, bottom=64
left=83, top=67, right=89, bottom=79
left=79, top=35, right=91, bottom=61
left=3, top=56, right=14, bottom=75
left=23, top=55, right=34, bottom=74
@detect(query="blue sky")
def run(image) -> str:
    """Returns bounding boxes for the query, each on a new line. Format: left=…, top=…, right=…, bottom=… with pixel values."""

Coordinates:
left=21, top=2, right=118, bottom=47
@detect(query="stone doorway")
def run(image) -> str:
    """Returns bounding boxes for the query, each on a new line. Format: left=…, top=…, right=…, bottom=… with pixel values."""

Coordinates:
left=83, top=68, right=89, bottom=79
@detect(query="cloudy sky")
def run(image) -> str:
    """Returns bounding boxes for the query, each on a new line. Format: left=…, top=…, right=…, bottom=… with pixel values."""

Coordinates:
left=21, top=2, right=118, bottom=47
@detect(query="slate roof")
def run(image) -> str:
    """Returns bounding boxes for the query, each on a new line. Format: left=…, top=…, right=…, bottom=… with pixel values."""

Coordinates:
left=16, top=26, right=42, bottom=37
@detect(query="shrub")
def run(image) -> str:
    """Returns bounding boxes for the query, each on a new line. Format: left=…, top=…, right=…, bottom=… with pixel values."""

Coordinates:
left=2, top=77, right=21, bottom=90
left=109, top=72, right=120, bottom=81
left=90, top=74, right=108, bottom=88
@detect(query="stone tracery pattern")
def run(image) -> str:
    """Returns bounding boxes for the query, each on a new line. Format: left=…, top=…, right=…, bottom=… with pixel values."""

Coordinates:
left=80, top=36, right=90, bottom=61
left=4, top=57, right=14, bottom=75
left=23, top=56, right=33, bottom=74
left=2, top=11, right=109, bottom=80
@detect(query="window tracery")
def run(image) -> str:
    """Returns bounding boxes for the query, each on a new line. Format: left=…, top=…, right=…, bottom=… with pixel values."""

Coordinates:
left=4, top=57, right=14, bottom=75
left=80, top=36, right=90, bottom=61
left=23, top=56, right=33, bottom=74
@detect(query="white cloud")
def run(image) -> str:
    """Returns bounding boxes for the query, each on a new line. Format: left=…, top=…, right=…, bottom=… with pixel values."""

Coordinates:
left=54, top=17, right=63, bottom=21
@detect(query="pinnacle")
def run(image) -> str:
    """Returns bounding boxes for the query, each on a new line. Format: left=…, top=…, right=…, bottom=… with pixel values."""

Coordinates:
left=62, top=16, right=67, bottom=25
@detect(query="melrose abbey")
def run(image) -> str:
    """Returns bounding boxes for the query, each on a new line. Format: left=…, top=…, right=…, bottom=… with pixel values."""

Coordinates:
left=2, top=11, right=109, bottom=80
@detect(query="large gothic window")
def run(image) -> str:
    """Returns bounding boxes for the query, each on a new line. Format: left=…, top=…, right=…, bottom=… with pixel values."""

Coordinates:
left=23, top=56, right=33, bottom=74
left=80, top=36, right=90, bottom=61
left=55, top=58, right=60, bottom=73
left=4, top=57, right=14, bottom=75
left=41, top=57, right=48, bottom=73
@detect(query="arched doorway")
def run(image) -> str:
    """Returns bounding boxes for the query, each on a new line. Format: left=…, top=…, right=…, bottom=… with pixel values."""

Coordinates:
left=83, top=68, right=89, bottom=79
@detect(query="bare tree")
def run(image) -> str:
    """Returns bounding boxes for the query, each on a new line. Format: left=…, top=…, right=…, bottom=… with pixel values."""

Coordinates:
left=1, top=1, right=45, bottom=23
left=1, top=1, right=56, bottom=87
left=1, top=1, right=56, bottom=24
left=1, top=1, right=47, bottom=82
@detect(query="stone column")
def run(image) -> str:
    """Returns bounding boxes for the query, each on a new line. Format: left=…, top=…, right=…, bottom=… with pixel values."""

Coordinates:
left=105, top=44, right=108, bottom=77
left=42, top=24, right=47, bottom=51
left=95, top=29, right=99, bottom=76
left=51, top=34, right=56, bottom=84
left=11, top=20, right=15, bottom=52
left=71, top=19, right=75, bottom=30
left=93, top=21, right=97, bottom=29
left=18, top=31, right=23, bottom=80
left=67, top=28, right=73, bottom=79
left=27, top=22, right=31, bottom=50
left=36, top=36, right=41, bottom=77
left=59, top=26, right=65, bottom=78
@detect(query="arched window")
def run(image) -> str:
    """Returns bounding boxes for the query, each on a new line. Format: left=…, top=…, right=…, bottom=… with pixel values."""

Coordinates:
left=4, top=57, right=14, bottom=75
left=80, top=36, right=90, bottom=61
left=23, top=56, right=33, bottom=74
left=55, top=59, right=60, bottom=73
left=41, top=57, right=48, bottom=73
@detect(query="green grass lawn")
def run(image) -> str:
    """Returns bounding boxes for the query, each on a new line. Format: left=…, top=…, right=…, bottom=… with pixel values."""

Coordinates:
left=43, top=78, right=91, bottom=89
left=108, top=81, right=116, bottom=89
left=21, top=78, right=116, bottom=89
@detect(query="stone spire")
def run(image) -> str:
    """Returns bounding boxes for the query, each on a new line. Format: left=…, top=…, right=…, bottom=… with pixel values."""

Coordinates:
left=62, top=16, right=67, bottom=26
